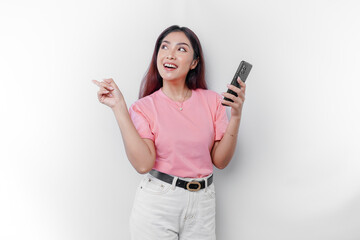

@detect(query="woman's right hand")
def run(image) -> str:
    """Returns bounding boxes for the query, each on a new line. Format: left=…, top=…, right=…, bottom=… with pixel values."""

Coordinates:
left=92, top=78, right=125, bottom=109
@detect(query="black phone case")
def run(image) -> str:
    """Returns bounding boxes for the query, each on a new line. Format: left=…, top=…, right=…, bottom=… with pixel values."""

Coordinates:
left=222, top=60, right=252, bottom=106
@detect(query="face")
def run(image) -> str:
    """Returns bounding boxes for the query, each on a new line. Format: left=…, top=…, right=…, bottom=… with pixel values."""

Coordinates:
left=156, top=31, right=198, bottom=83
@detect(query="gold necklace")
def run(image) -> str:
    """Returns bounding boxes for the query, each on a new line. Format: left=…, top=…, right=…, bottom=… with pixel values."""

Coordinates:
left=163, top=88, right=190, bottom=111
left=177, top=88, right=189, bottom=111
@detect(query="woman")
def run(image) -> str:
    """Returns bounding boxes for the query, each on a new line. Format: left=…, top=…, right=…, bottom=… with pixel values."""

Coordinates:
left=92, top=25, right=246, bottom=240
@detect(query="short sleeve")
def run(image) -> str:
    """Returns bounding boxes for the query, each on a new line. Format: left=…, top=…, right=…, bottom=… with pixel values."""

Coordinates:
left=214, top=94, right=229, bottom=141
left=128, top=103, right=155, bottom=141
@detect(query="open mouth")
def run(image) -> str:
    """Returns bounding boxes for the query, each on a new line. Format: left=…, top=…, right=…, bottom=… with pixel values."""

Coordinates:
left=163, top=63, right=178, bottom=70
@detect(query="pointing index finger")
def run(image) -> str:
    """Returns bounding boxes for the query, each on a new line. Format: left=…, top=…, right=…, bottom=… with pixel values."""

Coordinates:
left=92, top=79, right=101, bottom=87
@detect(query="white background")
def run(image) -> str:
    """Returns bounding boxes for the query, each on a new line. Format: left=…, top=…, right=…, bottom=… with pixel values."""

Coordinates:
left=1, top=0, right=360, bottom=239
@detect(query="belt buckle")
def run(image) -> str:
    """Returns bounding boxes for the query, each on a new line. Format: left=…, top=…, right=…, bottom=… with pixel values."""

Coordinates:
left=186, top=181, right=201, bottom=192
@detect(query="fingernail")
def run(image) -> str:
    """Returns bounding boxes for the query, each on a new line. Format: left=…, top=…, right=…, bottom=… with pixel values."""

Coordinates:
left=109, top=87, right=114, bottom=90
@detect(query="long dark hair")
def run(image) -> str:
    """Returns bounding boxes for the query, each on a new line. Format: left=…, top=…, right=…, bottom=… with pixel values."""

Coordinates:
left=139, top=25, right=207, bottom=99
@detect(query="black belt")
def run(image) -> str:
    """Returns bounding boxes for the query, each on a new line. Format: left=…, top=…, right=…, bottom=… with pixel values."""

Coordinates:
left=149, top=169, right=213, bottom=192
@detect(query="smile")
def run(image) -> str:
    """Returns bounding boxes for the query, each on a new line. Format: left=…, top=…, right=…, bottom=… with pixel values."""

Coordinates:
left=163, top=63, right=178, bottom=70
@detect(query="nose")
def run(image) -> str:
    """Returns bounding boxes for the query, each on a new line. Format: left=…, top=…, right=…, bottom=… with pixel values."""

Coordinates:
left=166, top=48, right=176, bottom=60
left=166, top=54, right=175, bottom=60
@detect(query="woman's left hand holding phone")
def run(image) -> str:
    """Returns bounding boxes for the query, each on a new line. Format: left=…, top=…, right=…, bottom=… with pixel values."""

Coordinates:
left=221, top=76, right=246, bottom=119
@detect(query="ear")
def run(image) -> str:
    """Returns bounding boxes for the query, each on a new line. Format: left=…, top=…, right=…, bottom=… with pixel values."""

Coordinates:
left=190, top=58, right=199, bottom=70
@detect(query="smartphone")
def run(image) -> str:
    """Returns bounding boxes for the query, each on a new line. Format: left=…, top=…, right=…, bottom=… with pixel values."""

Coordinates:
left=222, top=60, right=252, bottom=106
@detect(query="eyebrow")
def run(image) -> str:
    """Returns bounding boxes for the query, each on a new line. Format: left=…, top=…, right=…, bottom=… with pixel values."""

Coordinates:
left=162, top=40, right=190, bottom=48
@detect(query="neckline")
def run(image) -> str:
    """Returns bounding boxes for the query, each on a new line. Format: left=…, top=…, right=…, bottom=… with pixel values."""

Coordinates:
left=159, top=88, right=194, bottom=104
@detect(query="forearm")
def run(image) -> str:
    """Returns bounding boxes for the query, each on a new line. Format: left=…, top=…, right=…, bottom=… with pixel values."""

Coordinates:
left=112, top=104, right=155, bottom=173
left=211, top=115, right=241, bottom=169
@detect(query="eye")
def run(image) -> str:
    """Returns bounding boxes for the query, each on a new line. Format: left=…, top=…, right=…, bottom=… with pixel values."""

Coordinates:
left=179, top=47, right=186, bottom=52
left=161, top=44, right=168, bottom=50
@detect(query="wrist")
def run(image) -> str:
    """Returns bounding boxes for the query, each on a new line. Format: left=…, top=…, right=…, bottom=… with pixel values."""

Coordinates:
left=230, top=115, right=241, bottom=123
left=111, top=102, right=128, bottom=114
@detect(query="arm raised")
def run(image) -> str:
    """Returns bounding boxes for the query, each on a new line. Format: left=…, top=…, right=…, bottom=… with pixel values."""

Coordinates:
left=211, top=77, right=246, bottom=169
left=92, top=78, right=155, bottom=174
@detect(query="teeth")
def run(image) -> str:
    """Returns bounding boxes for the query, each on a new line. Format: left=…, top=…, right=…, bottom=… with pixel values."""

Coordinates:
left=164, top=63, right=177, bottom=69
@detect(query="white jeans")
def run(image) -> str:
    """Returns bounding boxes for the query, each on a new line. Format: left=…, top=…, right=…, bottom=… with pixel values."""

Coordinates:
left=129, top=173, right=216, bottom=240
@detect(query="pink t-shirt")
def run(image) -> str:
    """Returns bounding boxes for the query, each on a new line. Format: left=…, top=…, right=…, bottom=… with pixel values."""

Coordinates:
left=128, top=88, right=229, bottom=178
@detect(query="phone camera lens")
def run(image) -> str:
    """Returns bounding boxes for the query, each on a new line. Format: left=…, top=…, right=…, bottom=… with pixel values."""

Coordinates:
left=241, top=66, right=246, bottom=74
